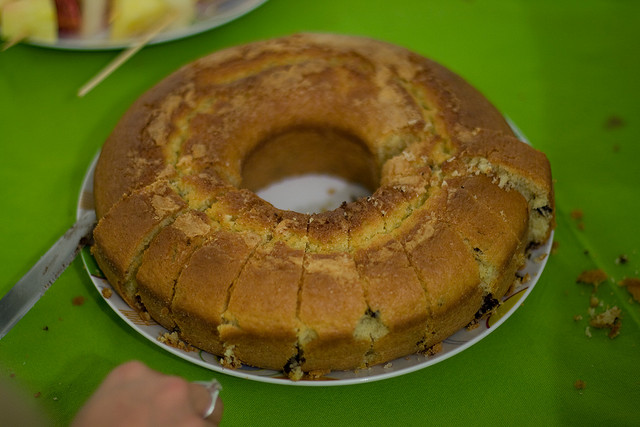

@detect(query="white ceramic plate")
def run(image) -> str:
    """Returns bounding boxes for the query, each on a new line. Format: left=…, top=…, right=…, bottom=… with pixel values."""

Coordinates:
left=23, top=0, right=267, bottom=50
left=78, top=146, right=553, bottom=386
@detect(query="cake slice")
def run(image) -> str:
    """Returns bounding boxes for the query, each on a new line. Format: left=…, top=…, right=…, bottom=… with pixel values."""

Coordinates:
left=172, top=187, right=282, bottom=358
left=171, top=229, right=260, bottom=357
left=298, top=208, right=369, bottom=372
left=426, top=176, right=527, bottom=298
left=136, top=210, right=213, bottom=330
left=396, top=207, right=483, bottom=347
left=345, top=197, right=428, bottom=366
left=91, top=180, right=187, bottom=310
left=219, top=212, right=308, bottom=370
left=450, top=127, right=555, bottom=246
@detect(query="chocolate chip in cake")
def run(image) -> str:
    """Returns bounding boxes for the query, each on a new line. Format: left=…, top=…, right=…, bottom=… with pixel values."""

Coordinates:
left=474, top=293, right=499, bottom=320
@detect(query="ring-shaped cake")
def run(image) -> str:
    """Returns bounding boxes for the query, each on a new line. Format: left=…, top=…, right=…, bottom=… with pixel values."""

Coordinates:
left=91, top=33, right=555, bottom=379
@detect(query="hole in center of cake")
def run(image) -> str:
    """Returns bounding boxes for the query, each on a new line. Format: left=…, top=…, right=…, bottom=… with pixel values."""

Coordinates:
left=255, top=174, right=370, bottom=213
left=242, top=126, right=377, bottom=213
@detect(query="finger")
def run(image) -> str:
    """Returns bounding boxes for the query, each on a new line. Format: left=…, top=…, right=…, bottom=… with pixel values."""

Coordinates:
left=189, top=382, right=211, bottom=415
left=200, top=396, right=223, bottom=426
left=207, top=396, right=223, bottom=426
left=104, top=361, right=153, bottom=386
left=190, top=381, right=223, bottom=425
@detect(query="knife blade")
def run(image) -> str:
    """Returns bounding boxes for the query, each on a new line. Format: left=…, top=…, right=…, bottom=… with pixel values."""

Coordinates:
left=0, top=210, right=97, bottom=339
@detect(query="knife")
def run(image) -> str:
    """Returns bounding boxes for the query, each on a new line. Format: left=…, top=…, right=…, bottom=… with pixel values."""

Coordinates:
left=0, top=210, right=97, bottom=339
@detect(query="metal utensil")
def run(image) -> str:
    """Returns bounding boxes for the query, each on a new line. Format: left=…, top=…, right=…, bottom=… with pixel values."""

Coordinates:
left=0, top=210, right=96, bottom=339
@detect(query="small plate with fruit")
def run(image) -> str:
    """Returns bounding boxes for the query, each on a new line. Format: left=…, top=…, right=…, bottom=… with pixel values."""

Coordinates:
left=0, top=0, right=268, bottom=50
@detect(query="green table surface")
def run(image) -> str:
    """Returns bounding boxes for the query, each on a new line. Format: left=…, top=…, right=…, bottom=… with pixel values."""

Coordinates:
left=1, top=1, right=639, bottom=425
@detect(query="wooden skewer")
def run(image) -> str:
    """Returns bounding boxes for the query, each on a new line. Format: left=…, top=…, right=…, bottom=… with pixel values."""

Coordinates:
left=1, top=32, right=28, bottom=52
left=77, top=14, right=176, bottom=97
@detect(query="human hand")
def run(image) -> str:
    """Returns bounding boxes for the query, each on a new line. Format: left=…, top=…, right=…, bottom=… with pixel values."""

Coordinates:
left=72, top=361, right=223, bottom=427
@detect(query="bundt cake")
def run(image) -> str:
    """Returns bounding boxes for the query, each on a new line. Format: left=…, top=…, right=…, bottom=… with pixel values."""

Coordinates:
left=91, top=33, right=555, bottom=379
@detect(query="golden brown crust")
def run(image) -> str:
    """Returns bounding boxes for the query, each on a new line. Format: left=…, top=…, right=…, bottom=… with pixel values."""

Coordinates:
left=398, top=211, right=483, bottom=345
left=171, top=230, right=260, bottom=355
left=220, top=240, right=303, bottom=370
left=353, top=235, right=428, bottom=365
left=91, top=33, right=555, bottom=376
left=91, top=180, right=186, bottom=308
left=298, top=252, right=369, bottom=371
left=136, top=210, right=213, bottom=330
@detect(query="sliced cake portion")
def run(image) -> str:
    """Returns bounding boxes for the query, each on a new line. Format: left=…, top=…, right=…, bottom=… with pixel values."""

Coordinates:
left=174, top=187, right=282, bottom=360
left=345, top=195, right=428, bottom=367
left=396, top=206, right=483, bottom=347
left=445, top=174, right=531, bottom=297
left=91, top=180, right=187, bottom=310
left=425, top=175, right=528, bottom=299
left=449, top=127, right=555, bottom=246
left=219, top=211, right=308, bottom=370
left=353, top=238, right=428, bottom=365
left=171, top=228, right=260, bottom=357
left=136, top=210, right=213, bottom=330
left=454, top=173, right=530, bottom=241
left=298, top=208, right=369, bottom=373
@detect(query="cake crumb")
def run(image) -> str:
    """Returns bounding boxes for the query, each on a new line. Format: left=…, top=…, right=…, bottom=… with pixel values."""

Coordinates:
left=604, top=115, right=625, bottom=130
left=34, top=392, right=41, bottom=398
left=287, top=366, right=304, bottom=381
left=535, top=253, right=548, bottom=263
left=589, top=306, right=622, bottom=339
left=574, top=379, right=586, bottom=390
left=157, top=332, right=197, bottom=352
left=307, top=370, right=329, bottom=380
left=383, top=362, right=393, bottom=369
left=42, top=326, right=49, bottom=331
left=608, top=321, right=622, bottom=339
left=425, top=342, right=443, bottom=356
left=615, top=255, right=629, bottom=265
left=220, top=346, right=242, bottom=369
left=619, top=277, right=640, bottom=302
left=517, top=272, right=531, bottom=285
left=551, top=240, right=560, bottom=255
left=589, top=295, right=599, bottom=307
left=72, top=296, right=85, bottom=306
left=585, top=326, right=592, bottom=338
left=573, top=314, right=583, bottom=321
left=570, top=209, right=585, bottom=229
left=465, top=319, right=480, bottom=330
left=101, top=288, right=113, bottom=299
left=576, top=269, right=608, bottom=288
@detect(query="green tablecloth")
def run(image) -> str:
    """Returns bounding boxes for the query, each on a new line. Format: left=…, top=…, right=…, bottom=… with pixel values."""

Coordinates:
left=1, top=1, right=639, bottom=425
